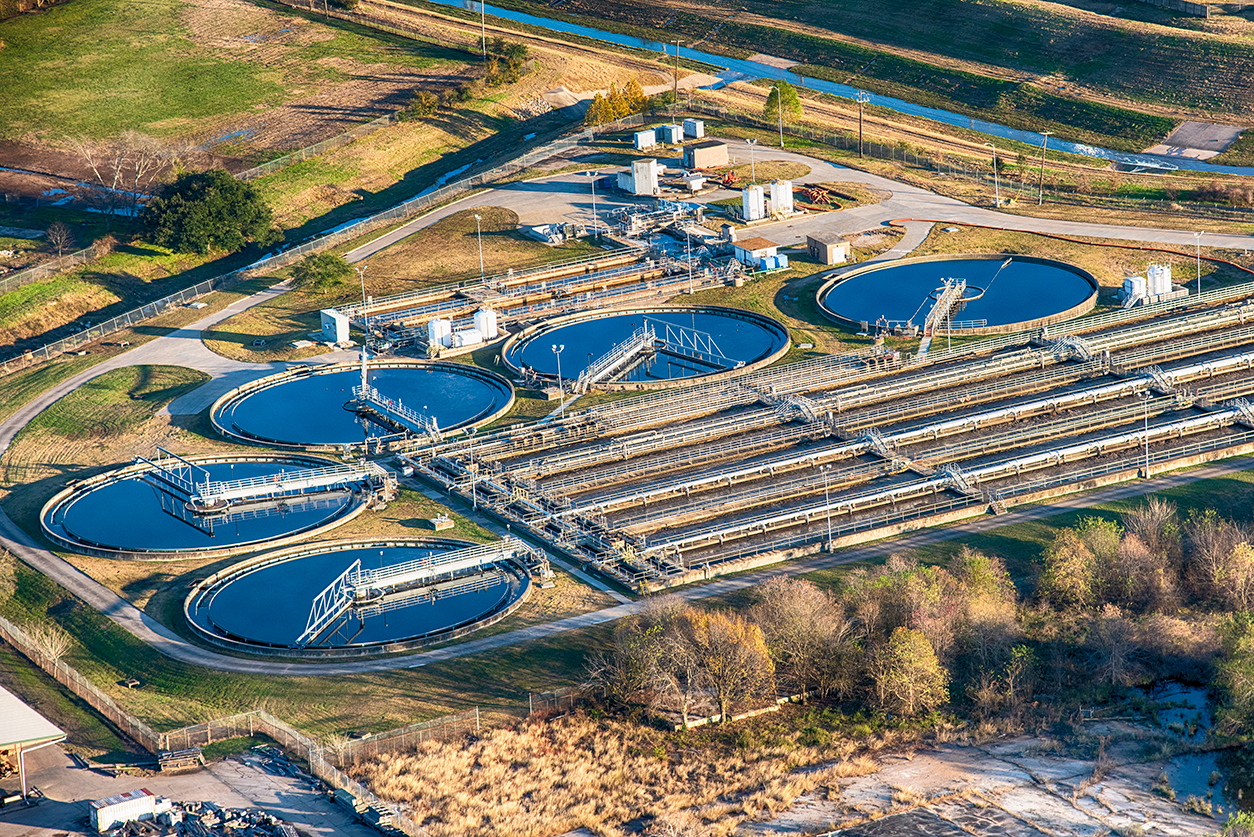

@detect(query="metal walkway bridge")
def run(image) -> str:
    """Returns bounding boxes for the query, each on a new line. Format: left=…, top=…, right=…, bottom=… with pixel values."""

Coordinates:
left=351, top=383, right=442, bottom=440
left=136, top=448, right=386, bottom=513
left=296, top=538, right=528, bottom=648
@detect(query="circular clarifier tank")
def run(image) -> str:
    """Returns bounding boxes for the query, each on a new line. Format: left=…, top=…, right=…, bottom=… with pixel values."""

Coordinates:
left=185, top=539, right=529, bottom=655
left=41, top=454, right=368, bottom=559
left=817, top=254, right=1098, bottom=334
left=501, top=306, right=789, bottom=389
left=211, top=360, right=514, bottom=449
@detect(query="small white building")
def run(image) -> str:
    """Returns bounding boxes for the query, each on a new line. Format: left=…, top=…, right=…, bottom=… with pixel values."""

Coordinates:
left=677, top=174, right=707, bottom=193
left=742, top=185, right=766, bottom=222
left=617, top=159, right=660, bottom=196
left=657, top=124, right=683, bottom=144
left=319, top=309, right=350, bottom=343
left=683, top=118, right=705, bottom=138
left=769, top=180, right=795, bottom=216
left=90, top=788, right=169, bottom=833
left=633, top=128, right=657, bottom=150
left=807, top=233, right=851, bottom=265
left=733, top=236, right=779, bottom=268
left=450, top=327, right=484, bottom=348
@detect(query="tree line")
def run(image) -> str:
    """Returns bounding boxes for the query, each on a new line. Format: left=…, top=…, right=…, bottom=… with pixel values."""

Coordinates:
left=592, top=495, right=1254, bottom=735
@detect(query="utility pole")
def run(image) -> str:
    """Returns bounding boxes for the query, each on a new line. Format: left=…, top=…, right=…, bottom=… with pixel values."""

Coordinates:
left=674, top=40, right=680, bottom=111
left=745, top=138, right=758, bottom=184
left=474, top=214, right=484, bottom=283
left=1037, top=130, right=1053, bottom=206
left=821, top=464, right=833, bottom=551
left=480, top=0, right=486, bottom=57
left=856, top=91, right=869, bottom=158
left=589, top=172, right=599, bottom=240
left=551, top=344, right=565, bottom=418
left=769, top=85, right=784, bottom=148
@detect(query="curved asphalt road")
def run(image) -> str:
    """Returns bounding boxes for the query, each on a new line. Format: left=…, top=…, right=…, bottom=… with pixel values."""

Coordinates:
left=2, top=143, right=1253, bottom=675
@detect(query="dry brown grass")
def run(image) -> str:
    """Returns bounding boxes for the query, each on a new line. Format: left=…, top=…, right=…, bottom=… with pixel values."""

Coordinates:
left=355, top=711, right=879, bottom=836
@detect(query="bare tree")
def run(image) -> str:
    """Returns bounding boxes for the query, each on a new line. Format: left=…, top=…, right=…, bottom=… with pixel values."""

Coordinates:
left=1123, top=496, right=1181, bottom=562
left=751, top=576, right=856, bottom=700
left=26, top=621, right=73, bottom=664
left=1087, top=604, right=1141, bottom=687
left=70, top=131, right=173, bottom=226
left=1185, top=510, right=1249, bottom=601
left=45, top=221, right=74, bottom=257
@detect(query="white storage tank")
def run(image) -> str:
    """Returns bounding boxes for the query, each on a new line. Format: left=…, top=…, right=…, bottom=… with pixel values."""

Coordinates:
left=742, top=185, right=766, bottom=222
left=451, top=327, right=484, bottom=348
left=657, top=124, right=683, bottom=143
left=427, top=318, right=453, bottom=348
left=473, top=308, right=499, bottom=340
left=1147, top=263, right=1172, bottom=296
left=769, top=180, right=794, bottom=215
left=633, top=129, right=657, bottom=150
left=683, top=118, right=705, bottom=138
left=90, top=788, right=157, bottom=833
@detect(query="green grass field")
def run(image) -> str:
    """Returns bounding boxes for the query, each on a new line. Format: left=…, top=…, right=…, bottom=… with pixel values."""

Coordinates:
left=18, top=365, right=209, bottom=440
left=0, top=0, right=461, bottom=141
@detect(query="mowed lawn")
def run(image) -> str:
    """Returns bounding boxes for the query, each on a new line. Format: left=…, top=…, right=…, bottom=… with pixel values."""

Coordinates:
left=0, top=0, right=457, bottom=141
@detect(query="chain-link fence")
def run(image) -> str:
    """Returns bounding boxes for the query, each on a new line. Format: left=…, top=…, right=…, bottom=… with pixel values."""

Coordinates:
left=683, top=99, right=1254, bottom=224
left=0, top=613, right=163, bottom=753
left=0, top=242, right=107, bottom=296
left=236, top=112, right=400, bottom=182
left=0, top=113, right=646, bottom=379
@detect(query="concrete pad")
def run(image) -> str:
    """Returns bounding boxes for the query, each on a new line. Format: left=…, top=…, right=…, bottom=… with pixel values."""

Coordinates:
left=0, top=744, right=378, bottom=837
left=1146, top=120, right=1245, bottom=160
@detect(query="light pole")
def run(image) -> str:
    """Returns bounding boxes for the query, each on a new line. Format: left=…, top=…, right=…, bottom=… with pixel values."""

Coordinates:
left=685, top=227, right=693, bottom=293
left=589, top=171, right=599, bottom=240
left=1037, top=130, right=1053, bottom=206
left=551, top=343, right=565, bottom=418
left=1141, top=392, right=1151, bottom=478
left=355, top=264, right=369, bottom=345
left=479, top=0, right=486, bottom=57
left=467, top=427, right=478, bottom=509
left=474, top=213, right=485, bottom=283
left=1194, top=231, right=1203, bottom=296
left=745, top=138, right=758, bottom=184
left=984, top=141, right=1000, bottom=207
left=820, top=464, right=833, bottom=551
left=856, top=91, right=870, bottom=158
left=768, top=85, right=784, bottom=148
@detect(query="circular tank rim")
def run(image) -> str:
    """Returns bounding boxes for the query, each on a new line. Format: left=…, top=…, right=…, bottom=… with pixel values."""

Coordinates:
left=499, top=304, right=791, bottom=391
left=209, top=359, right=516, bottom=451
left=40, top=453, right=370, bottom=561
left=182, top=537, right=532, bottom=658
left=815, top=253, right=1099, bottom=336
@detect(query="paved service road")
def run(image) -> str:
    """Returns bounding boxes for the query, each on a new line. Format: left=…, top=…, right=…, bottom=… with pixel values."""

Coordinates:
left=1, top=139, right=1252, bottom=676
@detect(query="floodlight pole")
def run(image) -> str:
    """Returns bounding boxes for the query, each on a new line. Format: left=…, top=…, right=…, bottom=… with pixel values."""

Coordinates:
left=821, top=464, right=833, bottom=551
left=467, top=427, right=478, bottom=509
left=474, top=214, right=485, bottom=283
left=984, top=141, right=999, bottom=206
left=686, top=228, right=693, bottom=294
left=1141, top=392, right=1151, bottom=478
left=1195, top=231, right=1203, bottom=296
left=480, top=0, right=486, bottom=57
left=552, top=343, right=566, bottom=418
left=355, top=264, right=369, bottom=344
left=590, top=172, right=599, bottom=240
left=674, top=40, right=680, bottom=110
left=745, top=138, right=758, bottom=185
left=1037, top=130, right=1053, bottom=206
